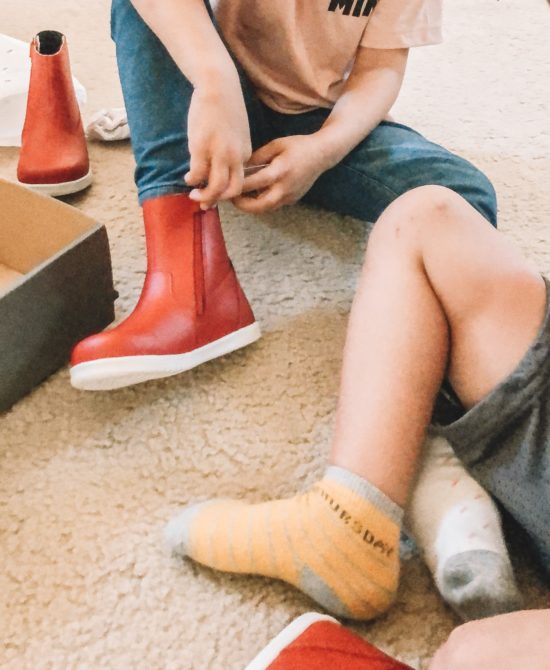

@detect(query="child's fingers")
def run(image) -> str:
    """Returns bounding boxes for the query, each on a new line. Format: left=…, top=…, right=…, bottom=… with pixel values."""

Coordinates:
left=204, top=160, right=230, bottom=201
left=190, top=159, right=230, bottom=207
left=232, top=185, right=286, bottom=214
left=241, top=164, right=278, bottom=194
left=186, top=155, right=210, bottom=187
left=217, top=162, right=245, bottom=200
left=247, top=139, right=282, bottom=166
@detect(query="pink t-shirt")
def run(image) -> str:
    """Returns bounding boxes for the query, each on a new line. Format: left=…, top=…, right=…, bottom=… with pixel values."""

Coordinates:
left=212, top=0, right=443, bottom=114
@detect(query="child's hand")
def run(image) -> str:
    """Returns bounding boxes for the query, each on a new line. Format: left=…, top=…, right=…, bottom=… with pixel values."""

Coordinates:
left=185, top=81, right=252, bottom=210
left=231, top=135, right=328, bottom=214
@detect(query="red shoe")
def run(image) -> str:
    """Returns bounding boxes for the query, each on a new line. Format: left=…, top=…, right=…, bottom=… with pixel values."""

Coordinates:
left=17, top=30, right=92, bottom=197
left=70, top=194, right=260, bottom=390
left=245, top=613, right=414, bottom=670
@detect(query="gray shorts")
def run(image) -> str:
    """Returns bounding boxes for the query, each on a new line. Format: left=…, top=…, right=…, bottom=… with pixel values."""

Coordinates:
left=433, top=277, right=550, bottom=576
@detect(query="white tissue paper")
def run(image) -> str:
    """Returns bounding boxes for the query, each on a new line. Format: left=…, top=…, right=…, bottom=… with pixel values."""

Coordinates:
left=86, top=107, right=129, bottom=141
left=0, top=33, right=87, bottom=147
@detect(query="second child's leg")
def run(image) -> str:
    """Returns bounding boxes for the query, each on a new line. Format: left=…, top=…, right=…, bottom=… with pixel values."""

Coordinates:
left=329, top=184, right=544, bottom=502
left=165, top=187, right=546, bottom=620
left=330, top=185, right=544, bottom=615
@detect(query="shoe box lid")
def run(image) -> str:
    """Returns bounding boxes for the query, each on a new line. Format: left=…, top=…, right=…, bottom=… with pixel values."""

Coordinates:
left=0, top=177, right=116, bottom=412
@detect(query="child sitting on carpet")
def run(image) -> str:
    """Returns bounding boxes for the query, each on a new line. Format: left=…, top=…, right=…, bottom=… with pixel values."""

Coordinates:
left=165, top=184, right=549, bottom=620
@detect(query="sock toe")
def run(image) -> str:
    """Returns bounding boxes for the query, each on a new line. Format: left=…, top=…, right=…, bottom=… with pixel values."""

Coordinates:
left=164, top=501, right=217, bottom=557
left=438, top=550, right=523, bottom=621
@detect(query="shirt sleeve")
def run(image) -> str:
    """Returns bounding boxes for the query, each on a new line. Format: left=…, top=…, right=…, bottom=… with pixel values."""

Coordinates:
left=360, top=0, right=443, bottom=49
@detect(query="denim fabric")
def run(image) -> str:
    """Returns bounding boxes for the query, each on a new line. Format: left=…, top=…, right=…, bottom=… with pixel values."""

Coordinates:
left=110, top=0, right=497, bottom=227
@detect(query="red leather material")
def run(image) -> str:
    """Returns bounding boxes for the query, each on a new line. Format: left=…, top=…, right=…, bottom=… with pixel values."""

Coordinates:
left=194, top=207, right=255, bottom=346
left=71, top=194, right=256, bottom=364
left=235, top=267, right=256, bottom=328
left=268, top=621, right=413, bottom=670
left=17, top=33, right=89, bottom=185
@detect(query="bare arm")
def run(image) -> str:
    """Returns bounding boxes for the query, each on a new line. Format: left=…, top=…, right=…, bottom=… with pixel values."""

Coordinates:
left=129, top=0, right=252, bottom=207
left=232, top=46, right=408, bottom=213
left=314, top=46, right=408, bottom=172
left=130, top=0, right=238, bottom=88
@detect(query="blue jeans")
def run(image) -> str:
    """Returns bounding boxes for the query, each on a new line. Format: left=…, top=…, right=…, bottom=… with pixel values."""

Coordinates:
left=111, top=0, right=497, bottom=227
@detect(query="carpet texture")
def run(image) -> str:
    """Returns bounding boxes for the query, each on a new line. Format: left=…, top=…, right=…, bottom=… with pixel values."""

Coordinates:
left=1, top=1, right=549, bottom=668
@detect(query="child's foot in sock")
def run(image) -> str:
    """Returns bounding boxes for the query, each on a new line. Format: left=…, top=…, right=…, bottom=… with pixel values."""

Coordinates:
left=164, top=466, right=403, bottom=621
left=406, top=435, right=522, bottom=620
left=438, top=548, right=521, bottom=621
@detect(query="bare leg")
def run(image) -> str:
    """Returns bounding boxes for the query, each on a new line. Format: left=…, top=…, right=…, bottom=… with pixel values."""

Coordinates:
left=330, top=185, right=546, bottom=507
left=165, top=185, right=545, bottom=621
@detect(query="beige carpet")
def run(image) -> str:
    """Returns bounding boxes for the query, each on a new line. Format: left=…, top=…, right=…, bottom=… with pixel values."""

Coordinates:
left=1, top=1, right=549, bottom=668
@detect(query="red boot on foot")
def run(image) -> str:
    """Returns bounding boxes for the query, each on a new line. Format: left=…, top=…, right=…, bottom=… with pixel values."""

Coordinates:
left=17, top=30, right=91, bottom=197
left=245, top=613, right=414, bottom=670
left=70, top=194, right=260, bottom=390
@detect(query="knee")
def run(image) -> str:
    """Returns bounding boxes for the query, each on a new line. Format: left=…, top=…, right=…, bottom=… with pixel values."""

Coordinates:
left=401, top=185, right=462, bottom=221
left=367, top=185, right=461, bottom=257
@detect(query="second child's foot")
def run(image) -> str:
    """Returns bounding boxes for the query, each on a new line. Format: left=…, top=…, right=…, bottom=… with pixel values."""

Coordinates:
left=407, top=436, right=522, bottom=620
left=164, top=466, right=403, bottom=621
left=438, top=550, right=522, bottom=620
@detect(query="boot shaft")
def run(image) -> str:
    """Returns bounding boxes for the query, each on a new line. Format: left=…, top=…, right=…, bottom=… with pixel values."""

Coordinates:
left=24, top=31, right=83, bottom=136
left=70, top=193, right=259, bottom=382
left=141, top=194, right=254, bottom=330
left=17, top=30, right=90, bottom=187
left=142, top=195, right=232, bottom=295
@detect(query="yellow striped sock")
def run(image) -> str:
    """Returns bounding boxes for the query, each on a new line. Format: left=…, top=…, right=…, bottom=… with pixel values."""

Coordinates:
left=165, top=466, right=403, bottom=620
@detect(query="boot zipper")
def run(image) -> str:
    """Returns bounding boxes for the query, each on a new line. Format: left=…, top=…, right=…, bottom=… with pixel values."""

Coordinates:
left=193, top=211, right=206, bottom=316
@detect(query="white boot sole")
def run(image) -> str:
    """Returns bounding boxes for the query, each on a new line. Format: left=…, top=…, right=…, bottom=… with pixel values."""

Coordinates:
left=18, top=169, right=92, bottom=197
left=70, top=321, right=261, bottom=391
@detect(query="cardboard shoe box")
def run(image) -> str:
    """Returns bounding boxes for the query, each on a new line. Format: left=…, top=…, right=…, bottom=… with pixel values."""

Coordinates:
left=0, top=178, right=116, bottom=411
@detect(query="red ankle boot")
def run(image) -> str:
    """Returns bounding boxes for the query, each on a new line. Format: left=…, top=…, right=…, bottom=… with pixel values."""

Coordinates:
left=70, top=194, right=260, bottom=390
left=17, top=30, right=91, bottom=197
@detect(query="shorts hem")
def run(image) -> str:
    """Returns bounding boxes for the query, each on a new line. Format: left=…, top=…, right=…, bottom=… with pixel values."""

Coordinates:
left=437, top=276, right=550, bottom=450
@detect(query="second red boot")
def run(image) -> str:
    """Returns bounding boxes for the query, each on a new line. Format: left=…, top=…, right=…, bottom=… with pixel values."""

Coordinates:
left=245, top=613, right=415, bottom=670
left=70, top=194, right=260, bottom=390
left=17, top=30, right=92, bottom=197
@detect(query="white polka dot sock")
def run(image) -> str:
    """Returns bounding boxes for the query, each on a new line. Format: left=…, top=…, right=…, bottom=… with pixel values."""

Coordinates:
left=405, top=434, right=522, bottom=620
